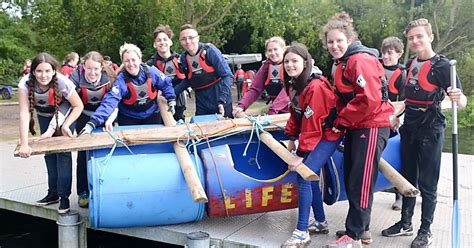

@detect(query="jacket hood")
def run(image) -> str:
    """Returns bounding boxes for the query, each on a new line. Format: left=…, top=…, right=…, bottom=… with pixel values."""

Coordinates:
left=340, top=41, right=379, bottom=61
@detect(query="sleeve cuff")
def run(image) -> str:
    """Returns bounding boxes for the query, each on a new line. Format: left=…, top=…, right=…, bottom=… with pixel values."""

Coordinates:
left=88, top=120, right=98, bottom=129
left=336, top=124, right=346, bottom=132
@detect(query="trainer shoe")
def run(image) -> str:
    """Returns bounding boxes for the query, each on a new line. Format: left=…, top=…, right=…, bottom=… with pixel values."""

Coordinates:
left=281, top=229, right=310, bottom=248
left=308, top=219, right=329, bottom=234
left=58, top=197, right=70, bottom=214
left=392, top=192, right=402, bottom=210
left=411, top=230, right=432, bottom=248
left=35, top=192, right=59, bottom=206
left=336, top=230, right=373, bottom=244
left=78, top=192, right=89, bottom=208
left=382, top=221, right=414, bottom=237
left=324, top=234, right=362, bottom=248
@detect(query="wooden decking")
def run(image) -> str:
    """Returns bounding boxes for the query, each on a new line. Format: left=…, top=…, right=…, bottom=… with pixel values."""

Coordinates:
left=1, top=141, right=472, bottom=247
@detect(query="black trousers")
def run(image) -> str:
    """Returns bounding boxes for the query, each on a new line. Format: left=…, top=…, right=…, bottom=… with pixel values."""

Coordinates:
left=75, top=113, right=90, bottom=195
left=400, top=126, right=444, bottom=233
left=344, top=127, right=390, bottom=240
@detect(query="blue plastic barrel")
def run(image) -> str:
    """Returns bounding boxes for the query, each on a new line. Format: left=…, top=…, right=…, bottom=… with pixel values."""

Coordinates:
left=87, top=126, right=205, bottom=228
left=322, top=134, right=402, bottom=204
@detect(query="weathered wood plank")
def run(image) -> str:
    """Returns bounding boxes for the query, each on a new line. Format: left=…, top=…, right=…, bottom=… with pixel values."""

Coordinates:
left=13, top=113, right=290, bottom=156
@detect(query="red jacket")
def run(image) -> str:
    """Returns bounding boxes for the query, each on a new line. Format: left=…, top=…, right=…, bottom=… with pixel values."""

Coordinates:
left=285, top=75, right=342, bottom=156
left=60, top=64, right=75, bottom=78
left=333, top=42, right=393, bottom=129
left=233, top=69, right=246, bottom=82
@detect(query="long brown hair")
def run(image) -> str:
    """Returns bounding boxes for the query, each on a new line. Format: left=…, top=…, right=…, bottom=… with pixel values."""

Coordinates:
left=282, top=42, right=313, bottom=95
left=27, top=53, right=60, bottom=135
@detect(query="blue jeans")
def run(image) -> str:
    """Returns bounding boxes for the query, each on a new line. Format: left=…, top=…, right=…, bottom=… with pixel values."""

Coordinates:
left=37, top=115, right=73, bottom=198
left=296, top=139, right=340, bottom=231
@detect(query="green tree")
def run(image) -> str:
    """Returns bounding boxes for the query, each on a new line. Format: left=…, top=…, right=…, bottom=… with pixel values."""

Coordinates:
left=0, top=11, right=36, bottom=85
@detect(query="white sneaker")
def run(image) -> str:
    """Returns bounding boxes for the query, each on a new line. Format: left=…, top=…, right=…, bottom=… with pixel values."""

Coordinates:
left=281, top=229, right=310, bottom=248
left=308, top=218, right=329, bottom=234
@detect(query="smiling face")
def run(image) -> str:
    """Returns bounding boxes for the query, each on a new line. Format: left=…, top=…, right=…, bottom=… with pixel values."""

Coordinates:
left=406, top=26, right=433, bottom=56
left=122, top=51, right=141, bottom=76
left=381, top=48, right=403, bottom=66
left=33, top=62, right=55, bottom=89
left=179, top=28, right=199, bottom=55
left=154, top=32, right=172, bottom=56
left=326, top=29, right=351, bottom=60
left=83, top=58, right=102, bottom=83
left=266, top=41, right=285, bottom=64
left=284, top=52, right=305, bottom=78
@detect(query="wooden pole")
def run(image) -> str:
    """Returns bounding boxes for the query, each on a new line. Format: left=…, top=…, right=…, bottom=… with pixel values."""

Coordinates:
left=259, top=132, right=319, bottom=181
left=379, top=158, right=419, bottom=197
left=157, top=96, right=208, bottom=203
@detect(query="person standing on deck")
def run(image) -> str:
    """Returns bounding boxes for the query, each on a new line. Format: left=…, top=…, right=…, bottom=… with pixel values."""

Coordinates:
left=79, top=43, right=176, bottom=134
left=281, top=42, right=342, bottom=247
left=70, top=51, right=116, bottom=208
left=380, top=36, right=407, bottom=211
left=382, top=18, right=467, bottom=248
left=174, top=24, right=233, bottom=118
left=147, top=24, right=188, bottom=122
left=322, top=12, right=394, bottom=248
left=233, top=36, right=289, bottom=117
left=17, top=52, right=83, bottom=214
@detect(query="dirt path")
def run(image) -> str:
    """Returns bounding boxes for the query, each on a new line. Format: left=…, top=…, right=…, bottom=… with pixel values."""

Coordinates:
left=0, top=86, right=269, bottom=143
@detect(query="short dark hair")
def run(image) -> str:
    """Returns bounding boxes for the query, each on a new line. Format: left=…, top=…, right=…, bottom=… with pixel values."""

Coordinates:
left=381, top=37, right=404, bottom=53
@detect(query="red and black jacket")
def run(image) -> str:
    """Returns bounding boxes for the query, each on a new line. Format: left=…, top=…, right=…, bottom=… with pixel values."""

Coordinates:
left=331, top=41, right=393, bottom=130
left=284, top=73, right=342, bottom=157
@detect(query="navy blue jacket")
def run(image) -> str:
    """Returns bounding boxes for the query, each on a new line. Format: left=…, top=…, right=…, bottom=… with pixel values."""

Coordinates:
left=176, top=43, right=233, bottom=115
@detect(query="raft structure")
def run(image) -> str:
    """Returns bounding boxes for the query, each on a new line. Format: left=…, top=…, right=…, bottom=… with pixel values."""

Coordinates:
left=3, top=97, right=472, bottom=247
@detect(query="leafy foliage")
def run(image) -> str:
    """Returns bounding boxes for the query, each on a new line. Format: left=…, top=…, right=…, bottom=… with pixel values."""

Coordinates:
left=0, top=0, right=473, bottom=127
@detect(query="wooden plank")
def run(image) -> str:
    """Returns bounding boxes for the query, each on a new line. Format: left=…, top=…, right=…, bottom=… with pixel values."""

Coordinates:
left=13, top=113, right=290, bottom=156
left=259, top=132, right=319, bottom=181
left=157, top=96, right=208, bottom=203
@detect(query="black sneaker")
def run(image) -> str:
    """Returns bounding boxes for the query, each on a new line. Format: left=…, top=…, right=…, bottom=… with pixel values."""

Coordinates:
left=411, top=231, right=432, bottom=248
left=382, top=221, right=414, bottom=237
left=78, top=192, right=89, bottom=208
left=35, top=192, right=59, bottom=206
left=58, top=197, right=70, bottom=214
left=336, top=230, right=373, bottom=244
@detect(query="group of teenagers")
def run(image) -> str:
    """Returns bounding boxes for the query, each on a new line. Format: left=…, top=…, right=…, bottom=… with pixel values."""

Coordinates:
left=16, top=11, right=467, bottom=248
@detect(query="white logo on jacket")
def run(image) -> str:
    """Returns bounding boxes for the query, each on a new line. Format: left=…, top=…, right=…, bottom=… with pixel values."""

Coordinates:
left=356, top=74, right=366, bottom=88
left=112, top=85, right=119, bottom=95
left=304, top=106, right=313, bottom=118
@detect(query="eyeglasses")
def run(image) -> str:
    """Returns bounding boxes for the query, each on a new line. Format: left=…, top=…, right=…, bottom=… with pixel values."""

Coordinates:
left=180, top=35, right=198, bottom=42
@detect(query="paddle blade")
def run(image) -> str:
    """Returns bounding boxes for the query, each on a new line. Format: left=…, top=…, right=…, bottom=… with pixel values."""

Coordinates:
left=452, top=200, right=460, bottom=248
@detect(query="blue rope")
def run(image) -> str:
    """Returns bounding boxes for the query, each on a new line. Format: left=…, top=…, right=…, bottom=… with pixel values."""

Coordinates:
left=242, top=115, right=273, bottom=170
left=98, top=131, right=134, bottom=184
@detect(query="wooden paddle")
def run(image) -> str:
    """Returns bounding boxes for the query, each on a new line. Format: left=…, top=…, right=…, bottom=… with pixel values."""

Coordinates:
left=157, top=96, right=208, bottom=203
left=236, top=112, right=318, bottom=181
left=259, top=132, right=319, bottom=181
left=379, top=158, right=419, bottom=197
